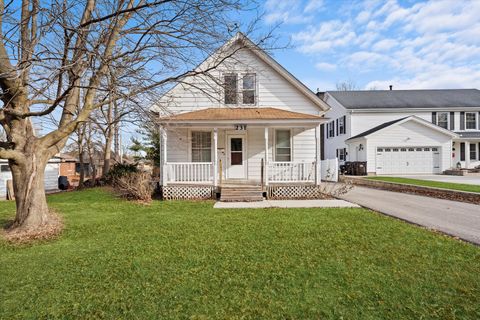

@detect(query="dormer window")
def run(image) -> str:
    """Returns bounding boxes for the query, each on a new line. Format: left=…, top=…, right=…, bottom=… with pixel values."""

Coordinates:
left=466, top=112, right=477, bottom=130
left=224, top=73, right=256, bottom=105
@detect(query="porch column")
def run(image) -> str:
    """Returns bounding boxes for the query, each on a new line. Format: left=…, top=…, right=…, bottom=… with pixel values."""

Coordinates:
left=465, top=141, right=470, bottom=169
left=315, top=124, right=321, bottom=185
left=213, top=128, right=218, bottom=187
left=160, top=126, right=168, bottom=186
left=264, top=127, right=269, bottom=186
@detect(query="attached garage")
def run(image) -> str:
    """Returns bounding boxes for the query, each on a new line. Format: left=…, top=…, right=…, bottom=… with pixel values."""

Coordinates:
left=376, top=146, right=441, bottom=174
left=346, top=116, right=458, bottom=175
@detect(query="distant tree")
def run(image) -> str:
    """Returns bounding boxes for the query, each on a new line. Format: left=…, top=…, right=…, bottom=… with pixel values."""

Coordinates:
left=129, top=125, right=160, bottom=166
left=336, top=80, right=358, bottom=91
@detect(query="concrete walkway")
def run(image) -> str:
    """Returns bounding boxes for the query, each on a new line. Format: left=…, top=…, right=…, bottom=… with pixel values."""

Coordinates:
left=214, top=199, right=359, bottom=209
left=340, top=186, right=480, bottom=245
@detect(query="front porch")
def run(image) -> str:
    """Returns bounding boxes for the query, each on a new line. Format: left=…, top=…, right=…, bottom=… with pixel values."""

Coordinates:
left=158, top=108, right=331, bottom=200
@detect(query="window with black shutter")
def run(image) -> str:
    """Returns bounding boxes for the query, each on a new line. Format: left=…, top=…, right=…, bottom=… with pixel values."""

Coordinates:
left=460, top=112, right=465, bottom=130
left=450, top=112, right=455, bottom=130
left=460, top=142, right=465, bottom=161
left=432, top=112, right=437, bottom=125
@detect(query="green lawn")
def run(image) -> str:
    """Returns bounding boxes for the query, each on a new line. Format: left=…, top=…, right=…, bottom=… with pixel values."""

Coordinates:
left=0, top=189, right=479, bottom=319
left=366, top=176, right=480, bottom=193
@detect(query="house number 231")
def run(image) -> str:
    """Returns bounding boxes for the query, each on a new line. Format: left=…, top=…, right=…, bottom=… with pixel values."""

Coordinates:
left=235, top=124, right=247, bottom=131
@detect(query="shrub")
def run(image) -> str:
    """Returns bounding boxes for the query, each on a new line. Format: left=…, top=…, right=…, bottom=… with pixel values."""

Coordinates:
left=112, top=171, right=153, bottom=203
left=105, top=163, right=138, bottom=183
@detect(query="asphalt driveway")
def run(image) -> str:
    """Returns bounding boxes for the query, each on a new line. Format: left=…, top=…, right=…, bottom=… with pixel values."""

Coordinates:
left=340, top=186, right=480, bottom=245
left=394, top=174, right=480, bottom=185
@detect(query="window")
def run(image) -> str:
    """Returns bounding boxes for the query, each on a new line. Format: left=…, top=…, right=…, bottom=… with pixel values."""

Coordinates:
left=275, top=129, right=291, bottom=162
left=191, top=131, right=211, bottom=162
left=1, top=165, right=10, bottom=172
left=337, top=148, right=346, bottom=161
left=242, top=74, right=255, bottom=104
left=437, top=112, right=448, bottom=129
left=328, top=121, right=334, bottom=137
left=224, top=74, right=237, bottom=104
left=339, top=116, right=345, bottom=134
left=470, top=143, right=477, bottom=160
left=466, top=112, right=477, bottom=129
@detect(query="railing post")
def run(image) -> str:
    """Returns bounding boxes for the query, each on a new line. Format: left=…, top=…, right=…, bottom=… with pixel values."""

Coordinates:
left=213, top=128, right=218, bottom=187
left=160, top=126, right=168, bottom=186
left=264, top=127, right=269, bottom=186
left=315, top=124, right=321, bottom=186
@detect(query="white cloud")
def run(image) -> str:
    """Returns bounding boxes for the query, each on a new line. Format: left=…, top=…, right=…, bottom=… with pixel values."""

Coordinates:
left=264, top=0, right=323, bottom=25
left=315, top=62, right=337, bottom=71
left=292, top=0, right=480, bottom=89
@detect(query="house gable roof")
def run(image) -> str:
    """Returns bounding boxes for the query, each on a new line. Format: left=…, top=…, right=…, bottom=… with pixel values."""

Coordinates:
left=153, top=32, right=330, bottom=113
left=346, top=115, right=459, bottom=141
left=327, top=89, right=480, bottom=110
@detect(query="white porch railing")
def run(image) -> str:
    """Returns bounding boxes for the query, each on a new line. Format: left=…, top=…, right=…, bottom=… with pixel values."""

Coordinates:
left=165, top=162, right=213, bottom=183
left=268, top=161, right=315, bottom=183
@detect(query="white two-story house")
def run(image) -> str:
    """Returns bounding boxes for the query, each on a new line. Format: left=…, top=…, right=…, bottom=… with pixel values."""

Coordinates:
left=152, top=33, right=331, bottom=200
left=322, top=89, right=480, bottom=175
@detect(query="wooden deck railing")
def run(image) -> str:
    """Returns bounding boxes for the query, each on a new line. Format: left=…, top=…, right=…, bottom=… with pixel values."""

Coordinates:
left=165, top=162, right=213, bottom=183
left=268, top=161, right=315, bottom=183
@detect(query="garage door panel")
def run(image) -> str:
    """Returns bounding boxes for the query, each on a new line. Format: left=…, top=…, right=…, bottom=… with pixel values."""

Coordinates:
left=376, top=146, right=440, bottom=175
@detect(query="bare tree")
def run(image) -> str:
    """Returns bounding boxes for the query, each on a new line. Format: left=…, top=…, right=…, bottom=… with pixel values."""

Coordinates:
left=336, top=79, right=358, bottom=91
left=0, top=0, right=270, bottom=231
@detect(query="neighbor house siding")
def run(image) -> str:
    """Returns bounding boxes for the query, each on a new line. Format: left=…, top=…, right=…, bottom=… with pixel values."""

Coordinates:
left=323, top=93, right=349, bottom=161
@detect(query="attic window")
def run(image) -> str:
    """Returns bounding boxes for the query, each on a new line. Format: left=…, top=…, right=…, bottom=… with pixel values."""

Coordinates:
left=224, top=74, right=237, bottom=104
left=242, top=74, right=255, bottom=104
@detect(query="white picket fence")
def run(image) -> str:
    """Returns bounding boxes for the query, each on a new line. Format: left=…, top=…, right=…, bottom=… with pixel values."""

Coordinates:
left=321, top=158, right=338, bottom=182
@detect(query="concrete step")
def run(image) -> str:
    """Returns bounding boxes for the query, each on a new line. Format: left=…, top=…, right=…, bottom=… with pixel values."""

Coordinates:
left=220, top=196, right=264, bottom=202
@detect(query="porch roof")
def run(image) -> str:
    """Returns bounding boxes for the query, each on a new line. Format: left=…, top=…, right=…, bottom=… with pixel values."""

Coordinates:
left=158, top=107, right=326, bottom=126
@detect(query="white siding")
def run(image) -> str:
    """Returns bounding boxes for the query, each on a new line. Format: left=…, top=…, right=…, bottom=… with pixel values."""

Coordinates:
left=323, top=93, right=349, bottom=160
left=156, top=47, right=322, bottom=116
left=364, top=121, right=452, bottom=173
left=350, top=111, right=432, bottom=136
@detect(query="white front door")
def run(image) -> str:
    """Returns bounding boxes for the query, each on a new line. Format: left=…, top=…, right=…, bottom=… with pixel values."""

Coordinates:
left=227, top=134, right=247, bottom=179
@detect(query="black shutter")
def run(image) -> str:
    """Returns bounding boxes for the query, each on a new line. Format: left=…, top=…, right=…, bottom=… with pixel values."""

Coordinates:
left=336, top=149, right=339, bottom=158
left=450, top=112, right=454, bottom=130
left=336, top=119, right=339, bottom=136
left=344, top=148, right=347, bottom=161
left=343, top=115, right=347, bottom=134
left=460, top=112, right=465, bottom=130
left=460, top=142, right=465, bottom=161
left=432, top=112, right=437, bottom=124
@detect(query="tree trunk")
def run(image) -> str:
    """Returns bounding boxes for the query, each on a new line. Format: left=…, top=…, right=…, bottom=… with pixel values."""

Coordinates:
left=103, top=128, right=113, bottom=176
left=10, top=154, right=49, bottom=229
left=78, top=148, right=85, bottom=187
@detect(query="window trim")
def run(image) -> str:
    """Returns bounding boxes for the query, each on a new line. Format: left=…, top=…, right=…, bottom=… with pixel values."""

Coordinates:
left=328, top=121, right=334, bottom=138
left=223, top=72, right=257, bottom=106
left=437, top=112, right=449, bottom=130
left=337, top=148, right=346, bottom=161
left=190, top=130, right=213, bottom=163
left=338, top=116, right=345, bottom=135
left=470, top=143, right=477, bottom=160
left=274, top=129, right=293, bottom=162
left=465, top=112, right=477, bottom=130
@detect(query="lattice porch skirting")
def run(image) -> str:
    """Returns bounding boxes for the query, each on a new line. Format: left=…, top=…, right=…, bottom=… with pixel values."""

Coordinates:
left=267, top=185, right=325, bottom=200
left=162, top=185, right=214, bottom=200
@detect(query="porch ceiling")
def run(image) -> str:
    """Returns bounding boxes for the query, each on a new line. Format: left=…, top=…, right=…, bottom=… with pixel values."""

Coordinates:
left=158, top=107, right=327, bottom=126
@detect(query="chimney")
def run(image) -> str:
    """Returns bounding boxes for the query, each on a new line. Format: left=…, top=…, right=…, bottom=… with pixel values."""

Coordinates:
left=389, top=85, right=393, bottom=91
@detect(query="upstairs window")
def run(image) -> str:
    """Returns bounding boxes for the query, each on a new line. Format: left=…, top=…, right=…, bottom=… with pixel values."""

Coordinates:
left=470, top=143, right=477, bottom=160
left=466, top=112, right=477, bottom=130
left=191, top=131, right=211, bottom=162
left=242, top=74, right=256, bottom=104
left=339, top=116, right=345, bottom=134
left=275, top=129, right=291, bottom=162
left=328, top=121, right=334, bottom=137
left=437, top=112, right=448, bottom=129
left=224, top=74, right=237, bottom=104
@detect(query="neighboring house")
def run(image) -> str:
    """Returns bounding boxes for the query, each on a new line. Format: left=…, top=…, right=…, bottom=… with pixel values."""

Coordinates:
left=322, top=89, right=480, bottom=175
left=152, top=33, right=330, bottom=200
left=0, top=158, right=61, bottom=199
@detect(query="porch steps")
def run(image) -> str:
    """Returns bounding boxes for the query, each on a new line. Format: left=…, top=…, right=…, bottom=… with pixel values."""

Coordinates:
left=220, top=185, right=264, bottom=202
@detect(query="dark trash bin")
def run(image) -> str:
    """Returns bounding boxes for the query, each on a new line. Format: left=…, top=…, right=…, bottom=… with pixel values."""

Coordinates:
left=58, top=176, right=69, bottom=190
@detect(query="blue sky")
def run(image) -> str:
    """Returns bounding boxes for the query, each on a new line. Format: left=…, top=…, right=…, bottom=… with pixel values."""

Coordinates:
left=256, top=0, right=480, bottom=91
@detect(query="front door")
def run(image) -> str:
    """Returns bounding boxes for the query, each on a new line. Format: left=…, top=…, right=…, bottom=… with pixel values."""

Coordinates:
left=227, top=135, right=247, bottom=179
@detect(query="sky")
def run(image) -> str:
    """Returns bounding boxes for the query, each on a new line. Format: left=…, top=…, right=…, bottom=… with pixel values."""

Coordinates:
left=257, top=0, right=480, bottom=91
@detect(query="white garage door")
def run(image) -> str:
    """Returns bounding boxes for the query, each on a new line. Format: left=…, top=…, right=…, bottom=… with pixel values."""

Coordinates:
left=376, top=147, right=441, bottom=174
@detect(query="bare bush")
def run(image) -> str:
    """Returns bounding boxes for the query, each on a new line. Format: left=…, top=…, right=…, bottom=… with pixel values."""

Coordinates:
left=113, top=172, right=153, bottom=203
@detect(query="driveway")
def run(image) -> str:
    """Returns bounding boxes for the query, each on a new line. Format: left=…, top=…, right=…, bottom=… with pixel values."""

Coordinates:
left=394, top=174, right=480, bottom=185
left=340, top=186, right=480, bottom=245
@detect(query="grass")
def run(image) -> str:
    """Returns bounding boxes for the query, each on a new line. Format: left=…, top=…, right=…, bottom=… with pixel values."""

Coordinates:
left=0, top=188, right=479, bottom=319
left=366, top=176, right=480, bottom=193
